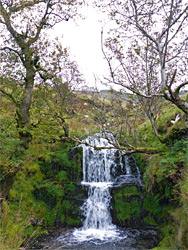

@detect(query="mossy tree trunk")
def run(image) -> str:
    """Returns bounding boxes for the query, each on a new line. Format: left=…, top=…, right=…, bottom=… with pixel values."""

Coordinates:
left=16, top=64, right=35, bottom=148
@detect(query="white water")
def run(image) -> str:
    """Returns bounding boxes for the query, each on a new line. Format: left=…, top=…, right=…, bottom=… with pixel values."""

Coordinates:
left=58, top=135, right=142, bottom=244
left=73, top=136, right=121, bottom=242
left=73, top=135, right=143, bottom=242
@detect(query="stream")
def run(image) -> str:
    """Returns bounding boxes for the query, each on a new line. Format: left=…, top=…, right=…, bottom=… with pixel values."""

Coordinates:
left=29, top=135, right=159, bottom=250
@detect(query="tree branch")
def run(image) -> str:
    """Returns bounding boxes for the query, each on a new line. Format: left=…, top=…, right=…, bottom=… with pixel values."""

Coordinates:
left=168, top=69, right=177, bottom=89
left=0, top=46, right=24, bottom=62
left=0, top=1, right=24, bottom=47
left=131, top=0, right=159, bottom=48
left=159, top=4, right=188, bottom=40
left=175, top=81, right=188, bottom=95
left=0, top=88, right=17, bottom=105
left=27, top=2, right=50, bottom=45
left=8, top=0, right=46, bottom=13
left=162, top=0, right=174, bottom=69
left=70, top=136, right=166, bottom=155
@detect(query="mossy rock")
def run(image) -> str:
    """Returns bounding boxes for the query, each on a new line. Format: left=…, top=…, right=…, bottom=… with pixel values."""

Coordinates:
left=111, top=185, right=143, bottom=227
left=155, top=106, right=188, bottom=142
left=111, top=184, right=168, bottom=228
left=165, top=121, right=188, bottom=142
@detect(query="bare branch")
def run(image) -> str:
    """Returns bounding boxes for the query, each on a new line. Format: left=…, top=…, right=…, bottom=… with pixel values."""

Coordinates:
left=175, top=81, right=188, bottom=95
left=27, top=2, right=50, bottom=45
left=0, top=46, right=24, bottom=62
left=168, top=69, right=177, bottom=89
left=167, top=37, right=188, bottom=63
left=8, top=0, right=46, bottom=13
left=131, top=0, right=159, bottom=48
left=101, top=28, right=115, bottom=80
left=159, top=3, right=188, bottom=40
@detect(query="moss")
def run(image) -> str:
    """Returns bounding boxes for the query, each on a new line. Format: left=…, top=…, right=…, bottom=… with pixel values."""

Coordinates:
left=144, top=216, right=158, bottom=226
left=55, top=170, right=68, bottom=182
left=60, top=200, right=81, bottom=227
left=165, top=121, right=188, bottom=142
left=112, top=186, right=142, bottom=225
left=143, top=137, right=188, bottom=249
left=0, top=200, right=29, bottom=250
left=115, top=200, right=131, bottom=222
left=170, top=207, right=188, bottom=249
left=66, top=216, right=81, bottom=226
left=113, top=186, right=141, bottom=198
left=143, top=194, right=162, bottom=215
left=5, top=138, right=83, bottom=244
left=150, top=248, right=172, bottom=250
left=138, top=121, right=160, bottom=146
left=158, top=223, right=177, bottom=249
left=154, top=103, right=188, bottom=143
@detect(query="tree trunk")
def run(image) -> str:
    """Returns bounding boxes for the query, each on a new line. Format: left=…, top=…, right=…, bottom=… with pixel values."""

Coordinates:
left=16, top=67, right=35, bottom=149
left=164, top=93, right=188, bottom=115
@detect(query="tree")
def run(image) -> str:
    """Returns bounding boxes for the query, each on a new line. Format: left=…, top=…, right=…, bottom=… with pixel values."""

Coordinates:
left=0, top=0, right=84, bottom=149
left=31, top=59, right=84, bottom=140
left=99, top=0, right=188, bottom=118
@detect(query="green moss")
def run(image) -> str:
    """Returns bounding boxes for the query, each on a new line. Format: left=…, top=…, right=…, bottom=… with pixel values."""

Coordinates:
left=114, top=198, right=132, bottom=222
left=158, top=224, right=177, bottom=249
left=143, top=194, right=162, bottom=215
left=150, top=248, right=172, bottom=250
left=60, top=200, right=81, bottom=227
left=131, top=198, right=141, bottom=217
left=134, top=153, right=145, bottom=173
left=55, top=170, right=68, bottom=182
left=144, top=216, right=158, bottom=226
left=4, top=138, right=82, bottom=244
left=165, top=121, right=188, bottom=142
left=113, top=186, right=141, bottom=198
left=113, top=186, right=142, bottom=224
left=66, top=216, right=81, bottom=226
left=64, top=183, right=76, bottom=196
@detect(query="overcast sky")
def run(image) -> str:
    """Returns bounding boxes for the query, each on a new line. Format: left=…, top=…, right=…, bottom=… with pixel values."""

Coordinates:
left=51, top=3, right=114, bottom=90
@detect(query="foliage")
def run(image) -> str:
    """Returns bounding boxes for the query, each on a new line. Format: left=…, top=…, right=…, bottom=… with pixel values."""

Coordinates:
left=0, top=116, right=22, bottom=181
left=145, top=138, right=188, bottom=195
left=0, top=41, right=188, bottom=250
left=141, top=137, right=188, bottom=248
left=0, top=134, right=82, bottom=249
left=0, top=200, right=31, bottom=250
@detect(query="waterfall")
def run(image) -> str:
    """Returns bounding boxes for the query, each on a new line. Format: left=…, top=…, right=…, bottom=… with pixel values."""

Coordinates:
left=81, top=137, right=115, bottom=232
left=56, top=135, right=159, bottom=250
left=72, top=135, right=142, bottom=242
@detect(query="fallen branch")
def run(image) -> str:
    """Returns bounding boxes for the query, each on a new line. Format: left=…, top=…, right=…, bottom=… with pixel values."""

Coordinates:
left=69, top=136, right=166, bottom=155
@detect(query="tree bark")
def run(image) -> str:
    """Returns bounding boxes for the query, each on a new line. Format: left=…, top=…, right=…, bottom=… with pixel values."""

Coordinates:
left=16, top=66, right=35, bottom=149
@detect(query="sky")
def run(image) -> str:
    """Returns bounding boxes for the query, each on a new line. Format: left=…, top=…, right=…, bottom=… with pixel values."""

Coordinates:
left=50, top=2, right=188, bottom=93
left=51, top=3, right=113, bottom=90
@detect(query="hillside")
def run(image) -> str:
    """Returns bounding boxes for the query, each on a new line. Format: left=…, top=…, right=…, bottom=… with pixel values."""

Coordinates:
left=0, top=90, right=188, bottom=249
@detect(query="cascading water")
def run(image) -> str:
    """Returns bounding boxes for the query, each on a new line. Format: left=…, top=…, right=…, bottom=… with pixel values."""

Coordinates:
left=73, top=136, right=119, bottom=241
left=56, top=135, right=158, bottom=250
left=72, top=135, right=142, bottom=242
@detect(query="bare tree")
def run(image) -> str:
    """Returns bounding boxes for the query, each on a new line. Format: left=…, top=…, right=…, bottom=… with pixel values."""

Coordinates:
left=99, top=0, right=188, bottom=118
